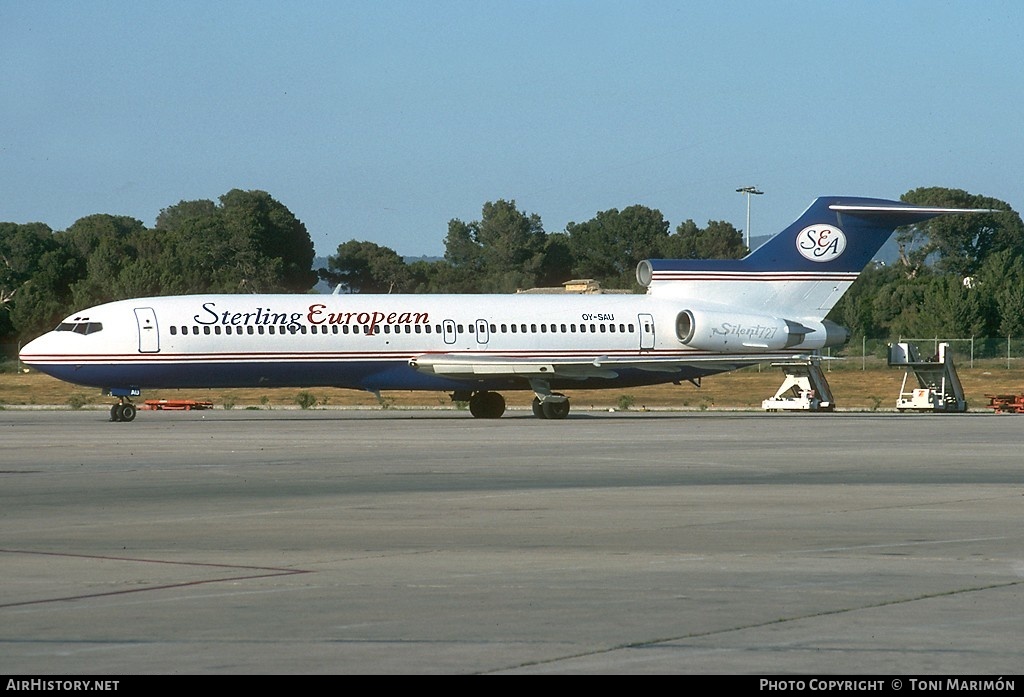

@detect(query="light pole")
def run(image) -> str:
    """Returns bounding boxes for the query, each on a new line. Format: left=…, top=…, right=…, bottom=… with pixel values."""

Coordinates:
left=736, top=186, right=763, bottom=250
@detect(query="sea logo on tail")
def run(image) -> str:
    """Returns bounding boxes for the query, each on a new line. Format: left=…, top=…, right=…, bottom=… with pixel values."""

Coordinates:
left=797, top=225, right=847, bottom=262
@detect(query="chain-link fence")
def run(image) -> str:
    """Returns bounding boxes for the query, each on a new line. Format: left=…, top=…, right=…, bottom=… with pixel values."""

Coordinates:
left=829, top=337, right=1024, bottom=370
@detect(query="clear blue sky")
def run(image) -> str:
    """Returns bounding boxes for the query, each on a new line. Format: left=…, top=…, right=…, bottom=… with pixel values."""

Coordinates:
left=3, top=0, right=1022, bottom=258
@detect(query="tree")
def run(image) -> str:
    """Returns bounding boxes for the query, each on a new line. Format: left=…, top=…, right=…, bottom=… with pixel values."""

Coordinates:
left=155, top=199, right=218, bottom=231
left=827, top=262, right=891, bottom=339
left=321, top=240, right=411, bottom=293
left=218, top=189, right=318, bottom=292
left=444, top=200, right=548, bottom=292
left=0, top=223, right=59, bottom=309
left=898, top=187, right=1023, bottom=276
left=58, top=214, right=151, bottom=308
left=975, top=249, right=1024, bottom=337
left=665, top=219, right=747, bottom=259
left=535, top=232, right=574, bottom=288
left=0, top=223, right=82, bottom=341
left=566, top=205, right=670, bottom=288
left=153, top=190, right=318, bottom=293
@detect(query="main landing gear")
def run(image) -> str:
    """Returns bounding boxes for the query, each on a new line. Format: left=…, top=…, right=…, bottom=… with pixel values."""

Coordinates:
left=109, top=397, right=137, bottom=422
left=529, top=378, right=570, bottom=419
left=531, top=394, right=569, bottom=419
left=467, top=391, right=506, bottom=418
left=458, top=381, right=572, bottom=420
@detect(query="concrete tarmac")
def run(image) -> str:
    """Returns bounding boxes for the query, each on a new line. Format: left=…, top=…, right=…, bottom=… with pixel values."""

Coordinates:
left=0, top=408, right=1021, bottom=674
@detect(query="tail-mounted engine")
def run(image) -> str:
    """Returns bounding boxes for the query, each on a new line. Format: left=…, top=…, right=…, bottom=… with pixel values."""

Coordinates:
left=675, top=309, right=849, bottom=352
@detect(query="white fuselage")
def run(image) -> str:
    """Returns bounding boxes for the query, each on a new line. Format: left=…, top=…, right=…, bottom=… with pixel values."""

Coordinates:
left=20, top=291, right=811, bottom=394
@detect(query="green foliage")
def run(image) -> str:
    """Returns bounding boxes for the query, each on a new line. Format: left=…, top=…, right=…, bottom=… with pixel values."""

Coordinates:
left=898, top=187, right=1023, bottom=276
left=566, top=205, right=670, bottom=288
left=155, top=190, right=317, bottom=293
left=666, top=219, right=747, bottom=260
left=67, top=393, right=90, bottom=410
left=1, top=190, right=319, bottom=346
left=322, top=240, right=411, bottom=293
left=294, top=391, right=317, bottom=409
left=444, top=199, right=552, bottom=292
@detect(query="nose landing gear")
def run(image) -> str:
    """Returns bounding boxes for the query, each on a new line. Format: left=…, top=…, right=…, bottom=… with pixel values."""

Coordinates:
left=105, top=387, right=141, bottom=423
left=110, top=398, right=137, bottom=422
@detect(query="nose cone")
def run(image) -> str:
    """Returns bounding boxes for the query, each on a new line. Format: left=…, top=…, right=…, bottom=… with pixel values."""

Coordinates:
left=19, top=332, right=57, bottom=372
left=19, top=333, right=47, bottom=363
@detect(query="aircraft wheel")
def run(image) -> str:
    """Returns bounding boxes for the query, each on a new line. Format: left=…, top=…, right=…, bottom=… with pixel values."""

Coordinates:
left=532, top=397, right=546, bottom=419
left=110, top=404, right=122, bottom=422
left=469, top=391, right=505, bottom=418
left=541, top=395, right=570, bottom=420
left=120, top=403, right=137, bottom=422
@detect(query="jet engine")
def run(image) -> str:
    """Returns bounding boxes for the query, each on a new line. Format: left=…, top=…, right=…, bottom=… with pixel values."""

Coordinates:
left=675, top=309, right=849, bottom=352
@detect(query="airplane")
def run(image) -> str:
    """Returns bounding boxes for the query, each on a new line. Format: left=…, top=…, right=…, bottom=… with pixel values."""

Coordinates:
left=18, top=196, right=995, bottom=422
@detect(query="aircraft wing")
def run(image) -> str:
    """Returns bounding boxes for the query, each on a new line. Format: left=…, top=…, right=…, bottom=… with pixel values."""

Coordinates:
left=409, top=352, right=799, bottom=381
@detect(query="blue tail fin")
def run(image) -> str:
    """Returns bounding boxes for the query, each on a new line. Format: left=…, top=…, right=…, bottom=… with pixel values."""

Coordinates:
left=637, top=196, right=995, bottom=318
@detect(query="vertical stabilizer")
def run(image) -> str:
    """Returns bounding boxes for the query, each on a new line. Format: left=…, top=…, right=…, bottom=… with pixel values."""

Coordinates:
left=636, top=196, right=998, bottom=319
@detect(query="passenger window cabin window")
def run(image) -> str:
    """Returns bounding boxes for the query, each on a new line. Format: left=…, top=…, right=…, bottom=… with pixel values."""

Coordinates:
left=489, top=323, right=496, bottom=333
left=530, top=324, right=537, bottom=333
left=415, top=325, right=421, bottom=333
left=560, top=324, right=567, bottom=332
left=204, top=326, right=211, bottom=335
left=609, top=324, right=616, bottom=333
left=170, top=326, right=177, bottom=336
left=510, top=324, right=517, bottom=333
left=192, top=326, right=199, bottom=335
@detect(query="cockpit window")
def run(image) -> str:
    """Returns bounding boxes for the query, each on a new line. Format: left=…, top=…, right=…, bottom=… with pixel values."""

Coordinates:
left=56, top=321, right=103, bottom=335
